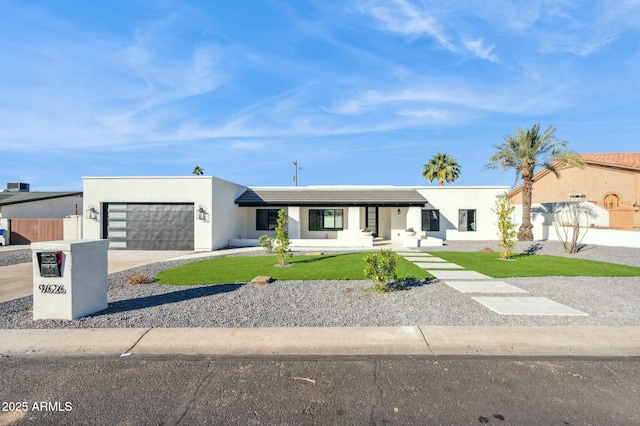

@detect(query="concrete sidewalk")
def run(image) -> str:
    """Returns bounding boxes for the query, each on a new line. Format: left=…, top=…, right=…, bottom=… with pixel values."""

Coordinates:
left=2, top=326, right=639, bottom=358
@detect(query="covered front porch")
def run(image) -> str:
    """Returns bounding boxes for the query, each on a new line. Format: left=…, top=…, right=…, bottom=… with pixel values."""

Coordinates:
left=232, top=187, right=442, bottom=248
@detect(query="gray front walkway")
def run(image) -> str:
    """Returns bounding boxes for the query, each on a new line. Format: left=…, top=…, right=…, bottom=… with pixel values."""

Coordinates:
left=396, top=250, right=589, bottom=317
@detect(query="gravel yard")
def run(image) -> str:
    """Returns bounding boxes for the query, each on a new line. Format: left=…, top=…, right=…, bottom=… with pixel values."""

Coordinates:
left=1, top=242, right=639, bottom=329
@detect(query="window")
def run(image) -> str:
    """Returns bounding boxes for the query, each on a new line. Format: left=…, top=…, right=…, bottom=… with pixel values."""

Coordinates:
left=458, top=209, right=476, bottom=232
left=309, top=209, right=344, bottom=231
left=256, top=209, right=279, bottom=231
left=422, top=210, right=440, bottom=231
left=604, top=194, right=620, bottom=210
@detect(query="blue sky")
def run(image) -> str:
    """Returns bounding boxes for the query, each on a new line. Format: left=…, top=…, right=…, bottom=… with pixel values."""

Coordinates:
left=1, top=0, right=639, bottom=191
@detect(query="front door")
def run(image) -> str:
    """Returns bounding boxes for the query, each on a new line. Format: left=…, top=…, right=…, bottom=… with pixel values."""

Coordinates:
left=366, top=207, right=379, bottom=237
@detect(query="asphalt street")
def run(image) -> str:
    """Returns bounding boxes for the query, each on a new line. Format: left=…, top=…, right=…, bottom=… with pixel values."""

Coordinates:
left=1, top=356, right=639, bottom=425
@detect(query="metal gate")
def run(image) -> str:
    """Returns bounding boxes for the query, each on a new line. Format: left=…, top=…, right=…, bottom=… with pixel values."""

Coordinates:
left=104, top=203, right=194, bottom=250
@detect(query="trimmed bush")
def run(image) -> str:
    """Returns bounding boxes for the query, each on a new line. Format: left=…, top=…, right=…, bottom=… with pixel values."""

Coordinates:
left=364, top=249, right=402, bottom=292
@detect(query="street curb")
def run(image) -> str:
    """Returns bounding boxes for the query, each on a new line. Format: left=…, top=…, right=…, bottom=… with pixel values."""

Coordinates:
left=1, top=326, right=639, bottom=358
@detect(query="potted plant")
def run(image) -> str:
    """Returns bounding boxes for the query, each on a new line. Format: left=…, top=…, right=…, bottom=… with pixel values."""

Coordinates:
left=405, top=227, right=417, bottom=236
left=361, top=228, right=373, bottom=237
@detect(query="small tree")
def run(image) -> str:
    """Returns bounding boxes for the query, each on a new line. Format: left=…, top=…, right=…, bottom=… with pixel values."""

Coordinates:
left=364, top=249, right=401, bottom=292
left=192, top=166, right=204, bottom=176
left=493, top=192, right=517, bottom=259
left=273, top=209, right=292, bottom=266
left=553, top=201, right=593, bottom=254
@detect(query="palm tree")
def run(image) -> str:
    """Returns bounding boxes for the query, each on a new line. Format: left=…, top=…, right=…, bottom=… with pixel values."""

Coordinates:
left=486, top=124, right=584, bottom=241
left=422, top=152, right=461, bottom=186
left=192, top=166, right=204, bottom=176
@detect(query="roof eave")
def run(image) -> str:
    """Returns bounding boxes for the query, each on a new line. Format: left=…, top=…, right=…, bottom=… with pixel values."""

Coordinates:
left=236, top=201, right=426, bottom=207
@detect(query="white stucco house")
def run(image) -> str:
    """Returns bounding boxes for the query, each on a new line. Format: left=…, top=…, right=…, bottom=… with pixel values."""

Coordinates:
left=82, top=176, right=509, bottom=250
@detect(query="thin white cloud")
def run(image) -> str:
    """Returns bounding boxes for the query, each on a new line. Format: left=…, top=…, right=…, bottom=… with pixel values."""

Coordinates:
left=0, top=7, right=230, bottom=152
left=326, top=66, right=577, bottom=120
left=360, top=0, right=502, bottom=62
left=463, top=38, right=498, bottom=62
left=363, top=0, right=454, bottom=50
left=466, top=0, right=634, bottom=57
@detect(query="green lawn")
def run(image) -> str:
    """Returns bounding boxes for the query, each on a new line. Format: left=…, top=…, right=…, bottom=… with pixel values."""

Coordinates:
left=156, top=253, right=433, bottom=285
left=429, top=252, right=640, bottom=278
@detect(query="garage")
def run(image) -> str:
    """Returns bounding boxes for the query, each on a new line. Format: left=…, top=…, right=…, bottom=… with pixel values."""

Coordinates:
left=104, top=203, right=194, bottom=250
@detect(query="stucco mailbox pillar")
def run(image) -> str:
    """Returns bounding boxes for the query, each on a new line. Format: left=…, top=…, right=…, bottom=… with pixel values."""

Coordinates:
left=31, top=239, right=109, bottom=320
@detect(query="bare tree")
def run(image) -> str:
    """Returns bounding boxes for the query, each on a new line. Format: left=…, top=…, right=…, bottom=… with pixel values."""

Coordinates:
left=553, top=200, right=597, bottom=254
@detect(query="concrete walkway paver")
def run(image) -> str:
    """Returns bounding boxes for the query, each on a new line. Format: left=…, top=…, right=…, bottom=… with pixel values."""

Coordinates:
left=473, top=297, right=589, bottom=316
left=428, top=270, right=491, bottom=280
left=404, top=256, right=446, bottom=262
left=444, top=280, right=529, bottom=294
left=405, top=256, right=447, bottom=263
left=415, top=262, right=464, bottom=269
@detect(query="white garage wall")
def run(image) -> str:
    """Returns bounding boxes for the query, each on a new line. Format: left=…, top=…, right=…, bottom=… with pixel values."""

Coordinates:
left=211, top=177, right=249, bottom=249
left=83, top=177, right=216, bottom=250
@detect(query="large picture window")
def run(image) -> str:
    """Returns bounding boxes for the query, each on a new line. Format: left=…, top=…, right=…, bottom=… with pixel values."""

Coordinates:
left=309, top=209, right=344, bottom=231
left=458, top=209, right=476, bottom=232
left=422, top=209, right=440, bottom=232
left=256, top=209, right=279, bottom=231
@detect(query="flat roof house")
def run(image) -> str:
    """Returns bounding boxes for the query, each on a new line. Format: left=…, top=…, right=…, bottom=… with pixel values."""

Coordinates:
left=83, top=176, right=509, bottom=250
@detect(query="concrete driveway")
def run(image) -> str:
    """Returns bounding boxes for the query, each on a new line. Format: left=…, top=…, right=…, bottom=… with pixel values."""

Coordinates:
left=0, top=250, right=190, bottom=303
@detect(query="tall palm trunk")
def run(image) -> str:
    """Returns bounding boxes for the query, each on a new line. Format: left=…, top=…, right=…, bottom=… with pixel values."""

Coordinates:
left=518, top=171, right=534, bottom=241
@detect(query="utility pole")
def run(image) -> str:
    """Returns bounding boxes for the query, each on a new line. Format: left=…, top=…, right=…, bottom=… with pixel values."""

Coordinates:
left=292, top=160, right=301, bottom=186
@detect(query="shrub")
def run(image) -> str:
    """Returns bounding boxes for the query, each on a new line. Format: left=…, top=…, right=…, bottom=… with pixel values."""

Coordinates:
left=127, top=273, right=155, bottom=285
left=364, top=249, right=401, bottom=292
left=259, top=235, right=274, bottom=253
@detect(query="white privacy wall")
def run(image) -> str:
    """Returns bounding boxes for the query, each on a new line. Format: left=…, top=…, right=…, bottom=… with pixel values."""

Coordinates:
left=416, top=186, right=510, bottom=241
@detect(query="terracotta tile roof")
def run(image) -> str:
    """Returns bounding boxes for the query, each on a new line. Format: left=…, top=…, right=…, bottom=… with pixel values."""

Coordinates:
left=580, top=153, right=640, bottom=170
left=508, top=152, right=640, bottom=196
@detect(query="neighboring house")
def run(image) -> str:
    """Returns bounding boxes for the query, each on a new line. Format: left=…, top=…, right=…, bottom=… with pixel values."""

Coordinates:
left=0, top=186, right=83, bottom=245
left=82, top=176, right=508, bottom=250
left=509, top=153, right=640, bottom=229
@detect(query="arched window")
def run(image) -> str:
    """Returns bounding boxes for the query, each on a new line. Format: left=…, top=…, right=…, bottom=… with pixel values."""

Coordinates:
left=604, top=193, right=620, bottom=210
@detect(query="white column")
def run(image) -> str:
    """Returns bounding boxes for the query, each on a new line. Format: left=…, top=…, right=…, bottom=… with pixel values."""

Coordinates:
left=288, top=206, right=301, bottom=239
left=407, top=206, right=423, bottom=233
left=348, top=207, right=361, bottom=234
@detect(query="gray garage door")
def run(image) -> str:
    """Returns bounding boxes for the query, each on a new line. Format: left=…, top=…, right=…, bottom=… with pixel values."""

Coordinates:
left=105, top=203, right=194, bottom=250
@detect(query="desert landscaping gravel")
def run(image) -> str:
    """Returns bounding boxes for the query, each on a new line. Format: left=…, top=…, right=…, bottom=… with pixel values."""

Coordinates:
left=0, top=241, right=639, bottom=329
left=0, top=249, right=31, bottom=267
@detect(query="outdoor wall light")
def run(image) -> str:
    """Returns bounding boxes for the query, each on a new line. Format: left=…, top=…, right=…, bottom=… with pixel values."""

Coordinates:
left=85, top=206, right=98, bottom=220
left=397, top=208, right=401, bottom=215
left=197, top=206, right=208, bottom=221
